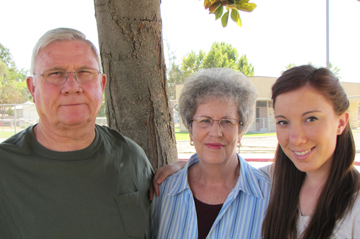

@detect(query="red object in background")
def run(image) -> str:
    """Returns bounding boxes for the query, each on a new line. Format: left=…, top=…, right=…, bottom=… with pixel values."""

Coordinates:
left=178, top=158, right=360, bottom=166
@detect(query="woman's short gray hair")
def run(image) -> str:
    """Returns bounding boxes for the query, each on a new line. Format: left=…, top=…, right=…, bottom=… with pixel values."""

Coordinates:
left=30, top=28, right=101, bottom=81
left=179, top=68, right=257, bottom=134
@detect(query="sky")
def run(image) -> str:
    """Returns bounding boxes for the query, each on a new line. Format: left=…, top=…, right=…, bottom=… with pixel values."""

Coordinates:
left=0, top=0, right=359, bottom=82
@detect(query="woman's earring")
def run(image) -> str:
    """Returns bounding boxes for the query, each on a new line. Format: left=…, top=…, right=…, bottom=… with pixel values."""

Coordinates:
left=190, top=140, right=194, bottom=146
left=237, top=142, right=241, bottom=148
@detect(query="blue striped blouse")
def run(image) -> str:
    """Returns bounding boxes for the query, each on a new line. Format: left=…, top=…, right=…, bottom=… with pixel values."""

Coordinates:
left=148, top=154, right=271, bottom=239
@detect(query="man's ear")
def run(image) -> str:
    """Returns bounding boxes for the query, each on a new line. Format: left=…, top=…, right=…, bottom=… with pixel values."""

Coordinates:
left=337, top=111, right=349, bottom=135
left=26, top=77, right=36, bottom=103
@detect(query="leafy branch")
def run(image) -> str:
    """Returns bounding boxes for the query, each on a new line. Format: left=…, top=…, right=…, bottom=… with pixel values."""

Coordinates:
left=204, top=0, right=257, bottom=27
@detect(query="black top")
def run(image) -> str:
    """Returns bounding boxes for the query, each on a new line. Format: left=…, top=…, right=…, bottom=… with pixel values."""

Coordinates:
left=194, top=196, right=223, bottom=239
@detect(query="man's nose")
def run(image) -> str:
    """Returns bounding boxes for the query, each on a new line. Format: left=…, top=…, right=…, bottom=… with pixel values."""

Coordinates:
left=61, top=72, right=82, bottom=94
left=65, top=72, right=78, bottom=82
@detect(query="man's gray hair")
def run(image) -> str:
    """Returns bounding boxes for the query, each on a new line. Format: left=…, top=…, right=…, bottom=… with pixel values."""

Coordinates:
left=179, top=68, right=257, bottom=134
left=30, top=28, right=101, bottom=82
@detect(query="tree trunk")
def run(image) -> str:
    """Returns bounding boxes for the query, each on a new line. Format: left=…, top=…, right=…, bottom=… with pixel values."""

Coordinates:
left=94, top=0, right=178, bottom=169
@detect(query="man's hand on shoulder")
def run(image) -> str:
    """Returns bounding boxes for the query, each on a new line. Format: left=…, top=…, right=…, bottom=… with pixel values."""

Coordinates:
left=149, top=160, right=187, bottom=201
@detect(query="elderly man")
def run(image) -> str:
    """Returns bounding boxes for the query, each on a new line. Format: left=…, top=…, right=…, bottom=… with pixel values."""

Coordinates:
left=0, top=28, right=153, bottom=239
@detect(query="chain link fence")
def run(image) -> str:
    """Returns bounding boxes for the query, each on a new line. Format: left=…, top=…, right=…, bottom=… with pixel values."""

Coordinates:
left=2, top=101, right=358, bottom=138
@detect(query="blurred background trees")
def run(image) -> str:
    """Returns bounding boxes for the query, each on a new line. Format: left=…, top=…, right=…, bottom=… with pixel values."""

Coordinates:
left=0, top=43, right=30, bottom=116
left=167, top=41, right=255, bottom=99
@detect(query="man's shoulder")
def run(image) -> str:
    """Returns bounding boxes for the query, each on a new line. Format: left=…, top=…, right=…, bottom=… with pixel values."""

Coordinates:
left=0, top=127, right=31, bottom=150
left=161, top=156, right=200, bottom=192
left=163, top=167, right=184, bottom=186
left=96, top=125, right=142, bottom=150
left=158, top=161, right=191, bottom=198
left=95, top=125, right=152, bottom=166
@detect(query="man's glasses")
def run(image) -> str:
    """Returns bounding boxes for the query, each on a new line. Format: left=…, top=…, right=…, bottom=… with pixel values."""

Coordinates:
left=191, top=116, right=242, bottom=130
left=33, top=68, right=101, bottom=85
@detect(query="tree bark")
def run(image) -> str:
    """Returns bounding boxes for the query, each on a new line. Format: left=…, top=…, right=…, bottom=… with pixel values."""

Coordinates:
left=94, top=0, right=178, bottom=169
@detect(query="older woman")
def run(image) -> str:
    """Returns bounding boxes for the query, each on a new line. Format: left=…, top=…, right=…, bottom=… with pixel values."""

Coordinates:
left=148, top=68, right=271, bottom=239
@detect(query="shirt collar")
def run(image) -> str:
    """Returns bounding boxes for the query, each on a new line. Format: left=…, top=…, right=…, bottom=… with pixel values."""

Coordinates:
left=167, top=153, right=268, bottom=200
left=166, top=154, right=198, bottom=196
left=235, top=155, right=268, bottom=199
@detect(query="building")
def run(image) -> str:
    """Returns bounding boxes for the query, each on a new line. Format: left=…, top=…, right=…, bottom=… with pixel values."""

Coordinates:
left=11, top=101, right=39, bottom=126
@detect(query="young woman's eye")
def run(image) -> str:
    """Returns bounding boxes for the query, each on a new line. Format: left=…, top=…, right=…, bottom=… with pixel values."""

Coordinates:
left=276, top=120, right=288, bottom=126
left=305, top=116, right=318, bottom=122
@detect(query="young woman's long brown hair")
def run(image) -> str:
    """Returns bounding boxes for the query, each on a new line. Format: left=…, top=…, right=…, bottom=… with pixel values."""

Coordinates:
left=261, top=65, right=360, bottom=239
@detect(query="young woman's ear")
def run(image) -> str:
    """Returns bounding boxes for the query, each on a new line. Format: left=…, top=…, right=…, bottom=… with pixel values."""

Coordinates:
left=337, top=111, right=349, bottom=135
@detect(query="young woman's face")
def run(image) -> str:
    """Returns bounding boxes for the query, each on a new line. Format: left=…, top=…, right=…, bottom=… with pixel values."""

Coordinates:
left=274, top=87, right=348, bottom=175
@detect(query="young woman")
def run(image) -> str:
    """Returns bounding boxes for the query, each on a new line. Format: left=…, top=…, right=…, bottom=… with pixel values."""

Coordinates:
left=261, top=65, right=360, bottom=238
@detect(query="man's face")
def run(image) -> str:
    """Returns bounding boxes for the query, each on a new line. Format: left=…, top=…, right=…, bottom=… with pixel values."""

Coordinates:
left=27, top=40, right=106, bottom=130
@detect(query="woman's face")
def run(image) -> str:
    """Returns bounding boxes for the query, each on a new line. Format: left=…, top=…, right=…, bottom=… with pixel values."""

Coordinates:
left=274, top=86, right=348, bottom=176
left=190, top=98, right=241, bottom=167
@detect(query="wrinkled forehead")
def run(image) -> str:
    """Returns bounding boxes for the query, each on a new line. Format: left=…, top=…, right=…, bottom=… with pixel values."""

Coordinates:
left=35, top=40, right=100, bottom=69
left=195, top=96, right=240, bottom=119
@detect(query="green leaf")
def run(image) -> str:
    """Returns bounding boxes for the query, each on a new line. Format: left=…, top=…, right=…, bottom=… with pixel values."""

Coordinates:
left=237, top=3, right=257, bottom=12
left=231, top=9, right=239, bottom=22
left=209, top=2, right=221, bottom=13
left=215, top=6, right=224, bottom=20
left=221, top=11, right=229, bottom=27
left=234, top=0, right=250, bottom=4
left=230, top=9, right=242, bottom=27
left=236, top=14, right=242, bottom=27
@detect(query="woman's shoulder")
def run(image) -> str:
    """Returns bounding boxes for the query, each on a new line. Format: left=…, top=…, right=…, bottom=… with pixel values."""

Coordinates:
left=352, top=187, right=360, bottom=212
left=258, top=163, right=274, bottom=180
left=351, top=168, right=360, bottom=211
left=333, top=188, right=360, bottom=237
left=159, top=160, right=192, bottom=195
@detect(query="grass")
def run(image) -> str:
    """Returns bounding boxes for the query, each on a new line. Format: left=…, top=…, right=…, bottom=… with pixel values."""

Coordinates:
left=0, top=131, right=17, bottom=138
left=175, top=131, right=191, bottom=141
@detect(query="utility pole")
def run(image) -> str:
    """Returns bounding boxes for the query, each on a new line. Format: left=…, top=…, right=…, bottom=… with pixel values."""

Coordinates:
left=326, top=0, right=330, bottom=69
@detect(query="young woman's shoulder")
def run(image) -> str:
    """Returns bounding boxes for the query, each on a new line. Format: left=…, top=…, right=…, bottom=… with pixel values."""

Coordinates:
left=333, top=169, right=360, bottom=237
left=338, top=188, right=360, bottom=237
left=258, top=163, right=274, bottom=181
